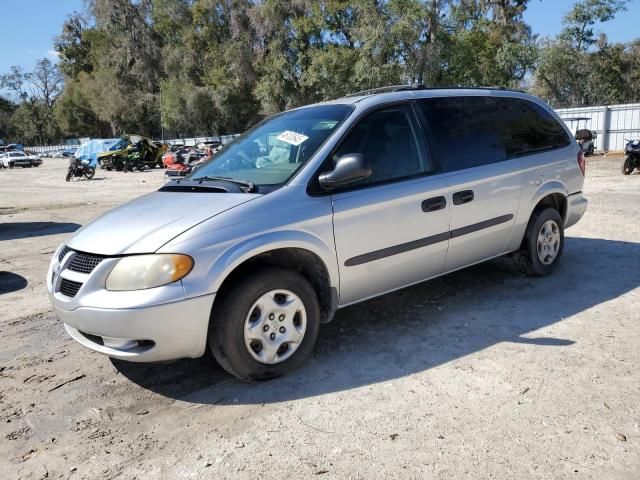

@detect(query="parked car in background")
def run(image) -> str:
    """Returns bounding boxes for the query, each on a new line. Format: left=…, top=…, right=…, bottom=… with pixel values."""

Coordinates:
left=162, top=145, right=207, bottom=167
left=98, top=135, right=166, bottom=171
left=61, top=146, right=79, bottom=157
left=48, top=86, right=587, bottom=382
left=196, top=140, right=221, bottom=151
left=0, top=150, right=42, bottom=168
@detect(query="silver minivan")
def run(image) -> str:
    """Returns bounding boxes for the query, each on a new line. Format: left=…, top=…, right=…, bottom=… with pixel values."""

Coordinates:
left=47, top=86, right=588, bottom=381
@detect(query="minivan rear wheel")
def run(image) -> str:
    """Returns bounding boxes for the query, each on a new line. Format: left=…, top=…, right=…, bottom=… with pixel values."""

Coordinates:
left=209, top=267, right=320, bottom=381
left=514, top=207, right=564, bottom=277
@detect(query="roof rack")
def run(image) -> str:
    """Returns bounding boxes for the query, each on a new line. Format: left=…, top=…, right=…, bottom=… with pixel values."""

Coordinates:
left=345, top=84, right=427, bottom=98
left=344, top=84, right=525, bottom=98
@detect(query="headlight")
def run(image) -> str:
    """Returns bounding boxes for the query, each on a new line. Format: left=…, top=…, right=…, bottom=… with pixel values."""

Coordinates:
left=106, top=254, right=193, bottom=291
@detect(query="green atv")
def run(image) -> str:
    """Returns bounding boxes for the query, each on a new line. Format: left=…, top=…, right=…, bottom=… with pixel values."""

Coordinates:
left=98, top=135, right=166, bottom=172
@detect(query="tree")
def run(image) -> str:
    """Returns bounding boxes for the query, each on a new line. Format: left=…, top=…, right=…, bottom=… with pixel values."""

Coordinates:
left=71, top=0, right=163, bottom=136
left=533, top=0, right=631, bottom=107
left=31, top=0, right=640, bottom=143
left=0, top=59, right=63, bottom=144
left=0, top=96, right=17, bottom=142
left=562, top=0, right=628, bottom=50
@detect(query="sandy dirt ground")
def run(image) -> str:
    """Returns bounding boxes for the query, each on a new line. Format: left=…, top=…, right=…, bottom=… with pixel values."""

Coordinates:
left=0, top=157, right=639, bottom=479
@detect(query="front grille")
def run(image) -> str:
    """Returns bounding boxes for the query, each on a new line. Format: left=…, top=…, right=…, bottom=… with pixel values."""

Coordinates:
left=58, top=245, right=71, bottom=262
left=68, top=252, right=104, bottom=274
left=59, top=278, right=82, bottom=298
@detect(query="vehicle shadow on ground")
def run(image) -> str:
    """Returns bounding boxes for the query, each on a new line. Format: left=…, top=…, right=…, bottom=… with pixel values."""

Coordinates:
left=0, top=271, right=28, bottom=294
left=113, top=237, right=640, bottom=405
left=0, top=222, right=81, bottom=241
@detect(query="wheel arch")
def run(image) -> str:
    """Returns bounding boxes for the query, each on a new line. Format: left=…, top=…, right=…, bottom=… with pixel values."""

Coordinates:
left=529, top=181, right=568, bottom=222
left=208, top=232, right=339, bottom=325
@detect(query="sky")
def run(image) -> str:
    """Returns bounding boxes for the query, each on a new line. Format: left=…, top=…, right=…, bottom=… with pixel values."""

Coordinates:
left=0, top=0, right=84, bottom=74
left=1, top=0, right=640, bottom=76
left=523, top=0, right=640, bottom=43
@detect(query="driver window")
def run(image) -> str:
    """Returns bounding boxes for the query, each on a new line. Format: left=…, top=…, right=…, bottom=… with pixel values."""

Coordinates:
left=333, top=105, right=427, bottom=186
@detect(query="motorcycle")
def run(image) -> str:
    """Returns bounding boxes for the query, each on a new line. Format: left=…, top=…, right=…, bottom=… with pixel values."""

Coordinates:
left=66, top=157, right=95, bottom=181
left=622, top=139, right=640, bottom=175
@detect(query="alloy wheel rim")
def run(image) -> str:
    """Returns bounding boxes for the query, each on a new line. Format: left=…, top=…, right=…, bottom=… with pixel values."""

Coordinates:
left=536, top=219, right=560, bottom=265
left=243, top=289, right=307, bottom=365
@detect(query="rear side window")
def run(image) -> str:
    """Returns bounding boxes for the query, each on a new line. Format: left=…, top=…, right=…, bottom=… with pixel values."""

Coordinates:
left=418, top=97, right=570, bottom=172
left=417, top=97, right=507, bottom=172
left=494, top=98, right=571, bottom=158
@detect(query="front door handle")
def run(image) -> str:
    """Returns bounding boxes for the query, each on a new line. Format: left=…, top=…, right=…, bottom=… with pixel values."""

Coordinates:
left=422, top=196, right=447, bottom=212
left=452, top=190, right=474, bottom=205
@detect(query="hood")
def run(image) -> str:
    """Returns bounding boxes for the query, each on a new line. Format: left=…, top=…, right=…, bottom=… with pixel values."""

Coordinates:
left=67, top=191, right=260, bottom=255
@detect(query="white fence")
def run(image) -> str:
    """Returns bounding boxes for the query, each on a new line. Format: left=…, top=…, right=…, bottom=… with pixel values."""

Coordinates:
left=556, top=103, right=640, bottom=152
left=25, top=134, right=240, bottom=155
left=164, top=134, right=239, bottom=147
left=26, top=144, right=71, bottom=155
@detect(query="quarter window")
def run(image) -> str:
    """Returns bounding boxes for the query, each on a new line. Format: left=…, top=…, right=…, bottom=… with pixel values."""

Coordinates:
left=333, top=105, right=427, bottom=186
left=495, top=98, right=571, bottom=157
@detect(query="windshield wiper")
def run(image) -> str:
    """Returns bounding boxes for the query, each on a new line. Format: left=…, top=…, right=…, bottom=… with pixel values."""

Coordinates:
left=188, top=175, right=257, bottom=192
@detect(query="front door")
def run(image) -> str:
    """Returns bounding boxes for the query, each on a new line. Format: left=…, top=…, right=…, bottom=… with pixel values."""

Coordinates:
left=330, top=104, right=451, bottom=305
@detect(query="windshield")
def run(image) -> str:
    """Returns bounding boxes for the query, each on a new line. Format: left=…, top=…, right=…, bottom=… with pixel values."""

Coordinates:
left=187, top=104, right=353, bottom=187
left=110, top=138, right=129, bottom=150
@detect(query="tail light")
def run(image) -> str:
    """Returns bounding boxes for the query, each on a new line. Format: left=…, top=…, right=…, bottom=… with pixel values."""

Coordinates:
left=577, top=151, right=586, bottom=176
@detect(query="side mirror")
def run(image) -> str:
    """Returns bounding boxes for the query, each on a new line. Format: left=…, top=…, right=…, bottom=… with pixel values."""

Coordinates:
left=318, top=153, right=372, bottom=190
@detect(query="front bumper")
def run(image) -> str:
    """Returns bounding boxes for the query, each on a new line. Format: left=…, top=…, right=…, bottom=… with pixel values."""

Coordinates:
left=565, top=192, right=588, bottom=229
left=53, top=294, right=215, bottom=362
left=47, top=245, right=215, bottom=362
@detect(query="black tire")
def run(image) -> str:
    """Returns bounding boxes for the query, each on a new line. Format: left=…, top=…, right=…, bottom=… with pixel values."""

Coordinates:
left=622, top=156, right=635, bottom=175
left=84, top=167, right=95, bottom=179
left=209, top=267, right=320, bottom=382
left=65, top=169, right=73, bottom=182
left=514, top=207, right=564, bottom=277
left=9, top=163, right=14, bottom=169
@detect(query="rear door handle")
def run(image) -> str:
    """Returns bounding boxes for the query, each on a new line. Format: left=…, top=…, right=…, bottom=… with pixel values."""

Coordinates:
left=421, top=196, right=447, bottom=212
left=452, top=190, right=474, bottom=205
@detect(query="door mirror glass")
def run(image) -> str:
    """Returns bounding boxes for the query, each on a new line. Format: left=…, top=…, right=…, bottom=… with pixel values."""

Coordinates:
left=318, top=153, right=372, bottom=190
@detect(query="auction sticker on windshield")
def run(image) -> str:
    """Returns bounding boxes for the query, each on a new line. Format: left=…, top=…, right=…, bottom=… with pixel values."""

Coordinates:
left=276, top=130, right=309, bottom=146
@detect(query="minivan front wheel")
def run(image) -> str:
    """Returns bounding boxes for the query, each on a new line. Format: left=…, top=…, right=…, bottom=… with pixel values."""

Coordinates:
left=209, top=267, right=320, bottom=381
left=514, top=207, right=564, bottom=277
